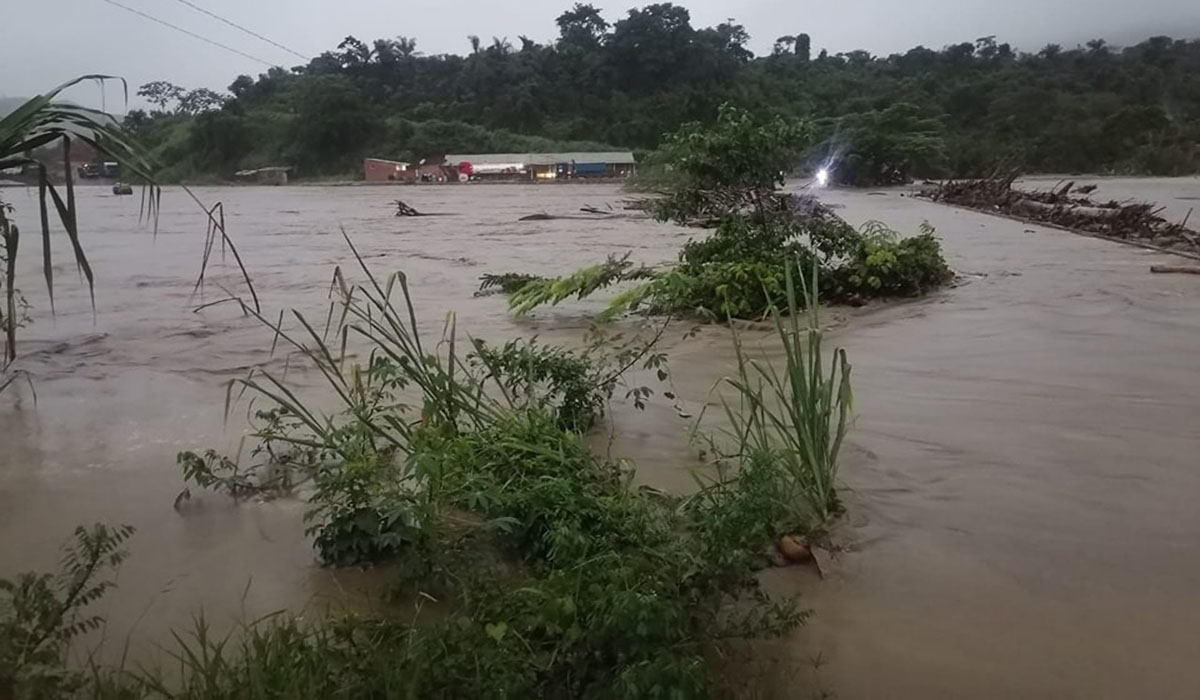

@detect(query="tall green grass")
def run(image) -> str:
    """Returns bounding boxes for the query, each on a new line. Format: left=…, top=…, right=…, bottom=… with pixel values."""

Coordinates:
left=229, top=229, right=502, bottom=454
left=716, top=260, right=852, bottom=528
left=0, top=251, right=834, bottom=698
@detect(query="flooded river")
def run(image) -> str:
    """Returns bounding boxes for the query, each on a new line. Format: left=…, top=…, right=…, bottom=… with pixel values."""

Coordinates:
left=2, top=178, right=1198, bottom=697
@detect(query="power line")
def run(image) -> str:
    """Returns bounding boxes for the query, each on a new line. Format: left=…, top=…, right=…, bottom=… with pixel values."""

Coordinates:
left=96, top=0, right=276, bottom=67
left=169, top=0, right=310, bottom=61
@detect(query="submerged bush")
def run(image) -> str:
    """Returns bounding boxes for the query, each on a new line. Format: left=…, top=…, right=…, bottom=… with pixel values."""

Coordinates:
left=828, top=222, right=955, bottom=302
left=0, top=524, right=134, bottom=699
left=161, top=412, right=811, bottom=698
left=482, top=104, right=953, bottom=321
left=470, top=338, right=613, bottom=431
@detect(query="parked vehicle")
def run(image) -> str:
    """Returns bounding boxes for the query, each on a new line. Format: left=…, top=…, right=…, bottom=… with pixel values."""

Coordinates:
left=77, top=161, right=119, bottom=179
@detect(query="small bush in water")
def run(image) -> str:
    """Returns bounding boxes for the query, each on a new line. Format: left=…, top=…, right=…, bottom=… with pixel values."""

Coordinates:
left=0, top=524, right=134, bottom=698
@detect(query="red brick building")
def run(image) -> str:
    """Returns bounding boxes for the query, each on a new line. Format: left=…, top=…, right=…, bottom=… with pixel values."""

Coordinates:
left=363, top=158, right=413, bottom=182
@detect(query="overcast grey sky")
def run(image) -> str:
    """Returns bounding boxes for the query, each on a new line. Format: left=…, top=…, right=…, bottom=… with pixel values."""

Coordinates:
left=4, top=0, right=1199, bottom=108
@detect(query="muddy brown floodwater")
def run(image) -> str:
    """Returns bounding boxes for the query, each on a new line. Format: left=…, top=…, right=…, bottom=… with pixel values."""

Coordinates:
left=2, top=177, right=1199, bottom=697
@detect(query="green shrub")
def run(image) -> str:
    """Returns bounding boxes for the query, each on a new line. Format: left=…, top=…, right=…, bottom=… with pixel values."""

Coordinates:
left=829, top=222, right=954, bottom=302
left=0, top=524, right=134, bottom=699
left=634, top=262, right=789, bottom=320
left=471, top=338, right=612, bottom=431
left=146, top=409, right=807, bottom=699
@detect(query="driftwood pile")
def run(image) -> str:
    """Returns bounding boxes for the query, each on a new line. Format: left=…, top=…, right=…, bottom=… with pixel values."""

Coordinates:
left=922, top=174, right=1199, bottom=255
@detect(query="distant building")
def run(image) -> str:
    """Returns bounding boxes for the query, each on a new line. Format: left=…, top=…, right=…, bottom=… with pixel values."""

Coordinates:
left=363, top=158, right=453, bottom=183
left=444, top=152, right=636, bottom=181
left=363, top=158, right=412, bottom=182
left=234, top=167, right=291, bottom=186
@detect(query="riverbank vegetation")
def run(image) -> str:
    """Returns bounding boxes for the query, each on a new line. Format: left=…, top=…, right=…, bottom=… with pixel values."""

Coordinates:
left=2, top=235, right=854, bottom=697
left=118, top=4, right=1200, bottom=180
left=486, top=106, right=953, bottom=320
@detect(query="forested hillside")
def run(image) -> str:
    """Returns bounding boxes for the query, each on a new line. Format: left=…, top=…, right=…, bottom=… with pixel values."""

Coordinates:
left=123, top=2, right=1200, bottom=181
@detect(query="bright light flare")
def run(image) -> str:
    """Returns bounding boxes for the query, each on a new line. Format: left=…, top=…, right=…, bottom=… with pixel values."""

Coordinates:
left=815, top=168, right=830, bottom=187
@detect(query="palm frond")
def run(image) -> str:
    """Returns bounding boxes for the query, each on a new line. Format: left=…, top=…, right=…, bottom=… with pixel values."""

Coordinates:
left=0, top=76, right=260, bottom=363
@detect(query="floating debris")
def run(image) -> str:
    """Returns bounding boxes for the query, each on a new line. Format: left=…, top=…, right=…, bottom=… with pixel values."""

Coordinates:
left=1150, top=265, right=1200, bottom=275
left=921, top=173, right=1200, bottom=256
left=394, top=199, right=422, bottom=217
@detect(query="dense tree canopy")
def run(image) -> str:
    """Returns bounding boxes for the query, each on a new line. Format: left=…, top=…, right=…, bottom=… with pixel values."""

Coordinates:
left=125, top=3, right=1200, bottom=180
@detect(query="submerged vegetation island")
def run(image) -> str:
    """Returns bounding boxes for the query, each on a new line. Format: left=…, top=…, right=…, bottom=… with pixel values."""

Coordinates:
left=484, top=105, right=953, bottom=320
left=114, top=3, right=1200, bottom=182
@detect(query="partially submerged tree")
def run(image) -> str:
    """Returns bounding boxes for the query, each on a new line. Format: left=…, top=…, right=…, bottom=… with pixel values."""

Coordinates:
left=813, top=102, right=947, bottom=186
left=649, top=103, right=810, bottom=220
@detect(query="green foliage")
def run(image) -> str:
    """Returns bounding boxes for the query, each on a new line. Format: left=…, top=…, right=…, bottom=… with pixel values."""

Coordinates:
left=651, top=105, right=811, bottom=221
left=476, top=271, right=543, bottom=295
left=139, top=412, right=806, bottom=699
left=676, top=212, right=804, bottom=269
left=829, top=222, right=955, bottom=301
left=124, top=16, right=1200, bottom=178
left=187, top=111, right=255, bottom=174
left=398, top=413, right=808, bottom=698
left=291, top=76, right=380, bottom=173
left=154, top=251, right=809, bottom=697
left=0, top=524, right=134, bottom=699
left=471, top=338, right=611, bottom=431
left=813, top=103, right=947, bottom=186
left=486, top=109, right=953, bottom=321
left=504, top=253, right=655, bottom=315
left=629, top=262, right=789, bottom=320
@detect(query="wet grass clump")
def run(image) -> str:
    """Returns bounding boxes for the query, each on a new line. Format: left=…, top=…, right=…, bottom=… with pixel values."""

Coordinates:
left=711, top=263, right=852, bottom=529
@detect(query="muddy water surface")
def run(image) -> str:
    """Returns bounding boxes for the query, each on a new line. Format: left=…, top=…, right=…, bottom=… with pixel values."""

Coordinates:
left=2, top=178, right=1199, bottom=697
